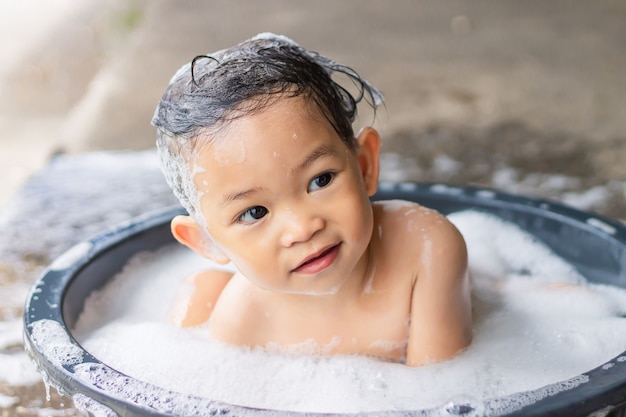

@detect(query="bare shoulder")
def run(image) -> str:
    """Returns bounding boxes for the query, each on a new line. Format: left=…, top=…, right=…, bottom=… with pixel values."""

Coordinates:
left=372, top=199, right=467, bottom=292
left=374, top=201, right=472, bottom=366
left=373, top=200, right=465, bottom=252
left=208, top=274, right=270, bottom=346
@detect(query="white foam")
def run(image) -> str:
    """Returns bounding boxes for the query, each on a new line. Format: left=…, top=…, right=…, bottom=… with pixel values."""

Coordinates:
left=432, top=155, right=462, bottom=176
left=430, top=183, right=464, bottom=195
left=74, top=247, right=212, bottom=333
left=29, top=320, right=84, bottom=368
left=0, top=349, right=42, bottom=386
left=71, top=211, right=626, bottom=415
left=451, top=210, right=586, bottom=286
left=72, top=394, right=119, bottom=417
left=586, top=217, right=617, bottom=235
left=0, top=393, right=18, bottom=408
left=0, top=320, right=44, bottom=386
left=475, top=189, right=496, bottom=199
left=252, top=32, right=299, bottom=46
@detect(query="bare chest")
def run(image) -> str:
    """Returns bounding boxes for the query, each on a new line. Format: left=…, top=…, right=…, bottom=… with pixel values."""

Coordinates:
left=261, top=291, right=412, bottom=361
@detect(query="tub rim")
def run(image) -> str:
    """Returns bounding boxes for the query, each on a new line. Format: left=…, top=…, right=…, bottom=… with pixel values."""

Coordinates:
left=23, top=182, right=626, bottom=417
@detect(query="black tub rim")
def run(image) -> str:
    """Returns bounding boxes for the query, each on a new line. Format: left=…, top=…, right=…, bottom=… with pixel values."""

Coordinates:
left=23, top=182, right=626, bottom=417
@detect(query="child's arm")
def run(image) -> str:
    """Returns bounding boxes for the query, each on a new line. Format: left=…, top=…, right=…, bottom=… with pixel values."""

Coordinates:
left=168, top=269, right=233, bottom=328
left=406, top=217, right=472, bottom=366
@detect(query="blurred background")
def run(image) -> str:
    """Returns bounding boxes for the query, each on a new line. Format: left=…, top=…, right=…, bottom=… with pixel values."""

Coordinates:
left=2, top=0, right=626, bottom=213
left=1, top=1, right=625, bottom=415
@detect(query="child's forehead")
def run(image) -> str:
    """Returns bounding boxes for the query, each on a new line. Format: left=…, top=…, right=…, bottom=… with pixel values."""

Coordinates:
left=190, top=96, right=350, bottom=171
left=197, top=95, right=338, bottom=149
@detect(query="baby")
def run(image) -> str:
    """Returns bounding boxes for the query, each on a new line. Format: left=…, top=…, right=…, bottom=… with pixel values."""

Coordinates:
left=152, top=33, right=471, bottom=366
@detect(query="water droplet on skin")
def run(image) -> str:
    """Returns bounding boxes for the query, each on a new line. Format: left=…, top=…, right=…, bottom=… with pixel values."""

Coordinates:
left=191, top=161, right=206, bottom=175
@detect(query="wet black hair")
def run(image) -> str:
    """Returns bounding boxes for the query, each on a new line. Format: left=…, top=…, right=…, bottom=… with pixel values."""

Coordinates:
left=151, top=33, right=383, bottom=217
left=153, top=33, right=382, bottom=148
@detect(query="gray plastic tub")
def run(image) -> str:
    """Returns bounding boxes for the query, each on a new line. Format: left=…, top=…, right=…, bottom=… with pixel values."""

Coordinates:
left=23, top=182, right=626, bottom=416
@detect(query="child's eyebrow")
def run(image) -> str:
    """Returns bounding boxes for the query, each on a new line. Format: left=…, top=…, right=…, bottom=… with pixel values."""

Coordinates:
left=291, top=145, right=338, bottom=174
left=222, top=187, right=263, bottom=206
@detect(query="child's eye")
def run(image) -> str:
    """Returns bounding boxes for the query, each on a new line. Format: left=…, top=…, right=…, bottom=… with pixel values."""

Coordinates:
left=238, top=206, right=268, bottom=223
left=308, top=172, right=335, bottom=192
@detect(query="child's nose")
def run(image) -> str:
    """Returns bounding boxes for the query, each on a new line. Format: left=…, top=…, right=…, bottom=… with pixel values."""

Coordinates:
left=279, top=206, right=325, bottom=247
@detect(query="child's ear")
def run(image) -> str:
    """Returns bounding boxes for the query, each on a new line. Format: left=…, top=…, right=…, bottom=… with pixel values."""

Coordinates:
left=171, top=215, right=230, bottom=264
left=356, top=127, right=381, bottom=196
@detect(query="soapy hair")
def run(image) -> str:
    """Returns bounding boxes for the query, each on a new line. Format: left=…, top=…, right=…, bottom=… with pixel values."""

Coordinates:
left=152, top=33, right=384, bottom=218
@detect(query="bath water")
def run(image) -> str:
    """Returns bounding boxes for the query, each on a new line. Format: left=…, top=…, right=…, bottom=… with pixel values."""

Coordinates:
left=72, top=210, right=626, bottom=415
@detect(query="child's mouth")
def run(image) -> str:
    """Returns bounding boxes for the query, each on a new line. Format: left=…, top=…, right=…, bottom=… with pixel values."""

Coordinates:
left=293, top=243, right=341, bottom=274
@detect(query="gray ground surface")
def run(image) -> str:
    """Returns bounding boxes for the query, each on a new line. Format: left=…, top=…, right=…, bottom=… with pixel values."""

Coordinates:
left=1, top=1, right=625, bottom=415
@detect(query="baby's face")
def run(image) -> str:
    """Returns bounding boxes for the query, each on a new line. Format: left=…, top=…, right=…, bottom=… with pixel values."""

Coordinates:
left=192, top=96, right=374, bottom=294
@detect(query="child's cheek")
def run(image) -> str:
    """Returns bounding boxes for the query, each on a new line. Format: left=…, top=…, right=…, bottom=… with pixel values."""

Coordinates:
left=342, top=194, right=373, bottom=242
